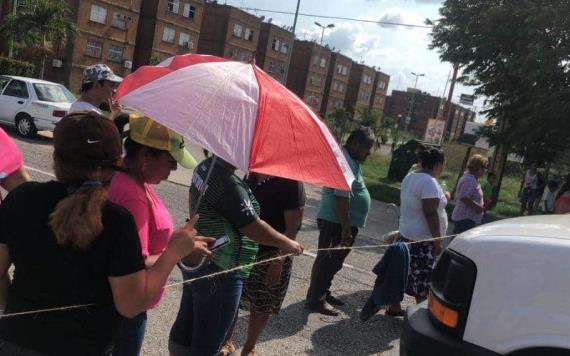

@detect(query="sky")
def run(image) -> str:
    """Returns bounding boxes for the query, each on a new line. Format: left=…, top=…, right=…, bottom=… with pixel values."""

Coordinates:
left=224, top=0, right=486, bottom=117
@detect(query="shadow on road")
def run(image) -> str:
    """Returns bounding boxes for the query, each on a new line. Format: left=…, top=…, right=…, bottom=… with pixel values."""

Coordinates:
left=3, top=124, right=53, bottom=146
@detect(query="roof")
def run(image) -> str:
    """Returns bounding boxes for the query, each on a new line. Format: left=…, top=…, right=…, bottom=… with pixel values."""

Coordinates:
left=457, top=215, right=570, bottom=242
left=2, top=75, right=62, bottom=85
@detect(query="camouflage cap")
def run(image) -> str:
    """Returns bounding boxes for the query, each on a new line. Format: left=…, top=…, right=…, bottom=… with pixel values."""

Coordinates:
left=82, top=64, right=123, bottom=84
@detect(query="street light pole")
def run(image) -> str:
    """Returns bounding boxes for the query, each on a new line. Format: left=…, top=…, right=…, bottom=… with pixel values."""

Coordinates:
left=8, top=0, right=19, bottom=58
left=314, top=21, right=335, bottom=46
left=283, top=0, right=301, bottom=85
left=405, top=72, right=425, bottom=132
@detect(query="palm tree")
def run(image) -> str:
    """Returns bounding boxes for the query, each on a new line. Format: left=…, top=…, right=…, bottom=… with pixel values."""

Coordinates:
left=1, top=0, right=77, bottom=79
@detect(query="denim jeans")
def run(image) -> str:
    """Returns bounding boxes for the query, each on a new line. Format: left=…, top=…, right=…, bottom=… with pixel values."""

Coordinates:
left=113, top=312, right=147, bottom=356
left=169, top=262, right=244, bottom=356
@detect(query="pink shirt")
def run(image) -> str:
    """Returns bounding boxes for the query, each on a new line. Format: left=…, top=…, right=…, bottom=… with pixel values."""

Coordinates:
left=0, top=128, right=24, bottom=203
left=108, top=172, right=173, bottom=308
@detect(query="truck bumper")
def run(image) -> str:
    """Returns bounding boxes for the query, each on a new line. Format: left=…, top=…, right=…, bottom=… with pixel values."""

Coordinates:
left=400, top=304, right=500, bottom=356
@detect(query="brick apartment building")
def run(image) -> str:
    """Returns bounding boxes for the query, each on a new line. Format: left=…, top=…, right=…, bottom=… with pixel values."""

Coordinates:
left=197, top=2, right=260, bottom=63
left=255, top=22, right=291, bottom=84
left=286, top=40, right=331, bottom=113
left=344, top=62, right=376, bottom=119
left=0, top=0, right=142, bottom=92
left=370, top=70, right=390, bottom=115
left=384, top=90, right=475, bottom=139
left=133, top=0, right=204, bottom=69
left=321, top=52, right=352, bottom=115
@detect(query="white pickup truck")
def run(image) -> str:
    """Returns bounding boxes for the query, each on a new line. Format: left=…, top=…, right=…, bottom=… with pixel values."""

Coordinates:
left=400, top=215, right=570, bottom=356
left=0, top=75, right=75, bottom=137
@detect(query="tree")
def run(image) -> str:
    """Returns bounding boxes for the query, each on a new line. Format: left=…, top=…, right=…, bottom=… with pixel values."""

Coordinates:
left=325, top=108, right=352, bottom=141
left=429, top=0, right=570, bottom=163
left=357, top=106, right=383, bottom=149
left=1, top=0, right=77, bottom=79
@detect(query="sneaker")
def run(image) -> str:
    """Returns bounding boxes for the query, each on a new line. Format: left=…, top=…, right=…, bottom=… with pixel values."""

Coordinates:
left=305, top=302, right=339, bottom=316
left=325, top=292, right=345, bottom=307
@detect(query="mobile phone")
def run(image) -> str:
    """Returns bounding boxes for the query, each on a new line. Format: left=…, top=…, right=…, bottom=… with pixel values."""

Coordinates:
left=210, top=235, right=230, bottom=251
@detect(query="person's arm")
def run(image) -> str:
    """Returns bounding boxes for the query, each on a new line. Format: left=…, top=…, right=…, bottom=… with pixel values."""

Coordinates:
left=422, top=198, right=442, bottom=255
left=109, top=218, right=213, bottom=318
left=0, top=244, right=11, bottom=312
left=460, top=197, right=484, bottom=213
left=0, top=167, right=30, bottom=192
left=334, top=194, right=352, bottom=246
left=115, top=197, right=155, bottom=267
left=266, top=208, right=304, bottom=286
left=239, top=219, right=302, bottom=254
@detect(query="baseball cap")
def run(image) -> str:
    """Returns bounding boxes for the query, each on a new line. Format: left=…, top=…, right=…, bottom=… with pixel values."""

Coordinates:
left=82, top=64, right=123, bottom=85
left=128, top=114, right=197, bottom=169
left=54, top=112, right=122, bottom=168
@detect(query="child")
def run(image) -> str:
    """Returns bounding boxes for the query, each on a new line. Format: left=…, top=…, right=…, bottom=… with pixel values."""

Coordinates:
left=482, top=172, right=497, bottom=209
left=544, top=180, right=559, bottom=214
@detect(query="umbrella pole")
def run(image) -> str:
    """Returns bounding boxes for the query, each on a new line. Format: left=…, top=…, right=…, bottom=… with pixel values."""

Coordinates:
left=191, top=155, right=218, bottom=217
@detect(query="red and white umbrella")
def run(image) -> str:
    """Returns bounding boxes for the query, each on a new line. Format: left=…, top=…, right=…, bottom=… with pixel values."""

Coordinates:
left=115, top=54, right=354, bottom=191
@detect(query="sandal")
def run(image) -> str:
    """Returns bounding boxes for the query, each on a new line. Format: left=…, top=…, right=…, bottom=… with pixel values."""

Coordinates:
left=385, top=308, right=405, bottom=317
left=220, top=342, right=236, bottom=356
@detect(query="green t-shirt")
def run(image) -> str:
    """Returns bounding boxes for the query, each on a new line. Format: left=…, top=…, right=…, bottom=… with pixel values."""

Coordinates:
left=317, top=147, right=371, bottom=228
left=190, top=158, right=260, bottom=277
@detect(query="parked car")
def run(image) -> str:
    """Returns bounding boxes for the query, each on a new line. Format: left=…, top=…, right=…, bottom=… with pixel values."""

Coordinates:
left=400, top=215, right=570, bottom=356
left=0, top=75, right=75, bottom=137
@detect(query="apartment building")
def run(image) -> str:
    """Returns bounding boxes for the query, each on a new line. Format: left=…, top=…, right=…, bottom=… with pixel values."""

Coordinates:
left=133, top=0, right=204, bottom=69
left=321, top=52, right=352, bottom=115
left=344, top=62, right=376, bottom=118
left=255, top=22, right=291, bottom=84
left=370, top=70, right=390, bottom=114
left=197, top=2, right=260, bottom=63
left=286, top=40, right=331, bottom=113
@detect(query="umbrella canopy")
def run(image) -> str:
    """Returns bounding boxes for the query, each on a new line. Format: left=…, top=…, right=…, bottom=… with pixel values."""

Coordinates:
left=115, top=54, right=354, bottom=191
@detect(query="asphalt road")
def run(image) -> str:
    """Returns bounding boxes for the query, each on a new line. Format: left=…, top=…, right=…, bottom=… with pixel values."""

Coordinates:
left=5, top=129, right=414, bottom=356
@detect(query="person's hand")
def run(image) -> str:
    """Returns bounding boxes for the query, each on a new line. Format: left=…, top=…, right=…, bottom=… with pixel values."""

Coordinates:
left=444, top=191, right=451, bottom=201
left=474, top=204, right=485, bottom=214
left=109, top=98, right=121, bottom=118
left=265, top=259, right=283, bottom=287
left=339, top=226, right=353, bottom=247
left=167, top=215, right=214, bottom=261
left=281, top=239, right=303, bottom=255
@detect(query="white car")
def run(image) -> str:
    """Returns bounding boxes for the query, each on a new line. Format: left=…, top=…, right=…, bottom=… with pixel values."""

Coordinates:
left=0, top=75, right=75, bottom=137
left=400, top=215, right=570, bottom=356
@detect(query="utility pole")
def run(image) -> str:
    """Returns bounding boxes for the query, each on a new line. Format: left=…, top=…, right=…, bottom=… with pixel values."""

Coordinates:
left=283, top=0, right=301, bottom=85
left=405, top=72, right=425, bottom=132
left=7, top=0, right=19, bottom=58
left=442, top=64, right=460, bottom=139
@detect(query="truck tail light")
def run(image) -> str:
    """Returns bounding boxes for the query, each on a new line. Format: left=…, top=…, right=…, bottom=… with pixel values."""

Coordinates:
left=52, top=110, right=67, bottom=118
left=428, top=249, right=477, bottom=337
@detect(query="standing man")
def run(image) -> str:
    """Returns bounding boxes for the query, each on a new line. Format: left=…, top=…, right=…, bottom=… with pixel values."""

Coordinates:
left=306, top=127, right=374, bottom=316
left=69, top=64, right=122, bottom=116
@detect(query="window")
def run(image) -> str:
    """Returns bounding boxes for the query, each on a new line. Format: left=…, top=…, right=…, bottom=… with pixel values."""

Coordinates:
left=183, top=4, right=195, bottom=18
left=233, top=24, right=243, bottom=38
left=108, top=45, right=124, bottom=62
left=3, top=80, right=28, bottom=98
left=90, top=4, right=107, bottom=24
left=179, top=32, right=192, bottom=48
left=342, top=66, right=348, bottom=75
left=228, top=47, right=238, bottom=59
left=336, top=64, right=342, bottom=74
left=0, top=77, right=10, bottom=92
left=167, top=0, right=179, bottom=13
left=268, top=61, right=276, bottom=73
left=313, top=56, right=320, bottom=65
left=112, top=11, right=127, bottom=29
left=244, top=28, right=254, bottom=41
left=332, top=81, right=339, bottom=91
left=280, top=42, right=288, bottom=54
left=319, top=58, right=326, bottom=68
left=272, top=37, right=280, bottom=51
left=85, top=40, right=102, bottom=58
left=240, top=52, right=252, bottom=62
left=162, top=26, right=175, bottom=43
left=338, top=83, right=344, bottom=92
left=33, top=83, right=75, bottom=103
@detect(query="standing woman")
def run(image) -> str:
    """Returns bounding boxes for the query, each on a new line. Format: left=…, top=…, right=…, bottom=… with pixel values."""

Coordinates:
left=169, top=155, right=303, bottom=356
left=387, top=148, right=447, bottom=315
left=222, top=174, right=306, bottom=356
left=108, top=114, right=198, bottom=356
left=451, top=155, right=488, bottom=234
left=0, top=112, right=211, bottom=356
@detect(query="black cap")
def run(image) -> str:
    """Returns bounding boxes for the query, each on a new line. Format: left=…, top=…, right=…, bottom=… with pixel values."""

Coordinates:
left=54, top=112, right=122, bottom=168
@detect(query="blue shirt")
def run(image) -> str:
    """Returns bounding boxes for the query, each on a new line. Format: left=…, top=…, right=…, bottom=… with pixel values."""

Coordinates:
left=317, top=147, right=371, bottom=228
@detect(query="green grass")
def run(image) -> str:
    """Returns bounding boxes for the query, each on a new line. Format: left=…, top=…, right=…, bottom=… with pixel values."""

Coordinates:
left=362, top=147, right=521, bottom=220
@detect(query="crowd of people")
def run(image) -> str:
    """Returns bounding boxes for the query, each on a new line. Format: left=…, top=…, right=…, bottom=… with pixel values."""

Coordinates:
left=2, top=62, right=570, bottom=356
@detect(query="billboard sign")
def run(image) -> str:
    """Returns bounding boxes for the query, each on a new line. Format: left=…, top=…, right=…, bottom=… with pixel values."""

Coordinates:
left=424, top=118, right=446, bottom=145
left=460, top=94, right=475, bottom=106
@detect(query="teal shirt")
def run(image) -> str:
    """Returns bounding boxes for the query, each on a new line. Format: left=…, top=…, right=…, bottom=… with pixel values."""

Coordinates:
left=317, top=147, right=371, bottom=228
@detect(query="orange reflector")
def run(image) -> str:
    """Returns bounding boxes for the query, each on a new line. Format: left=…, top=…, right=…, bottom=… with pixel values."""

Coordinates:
left=428, top=291, right=459, bottom=328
